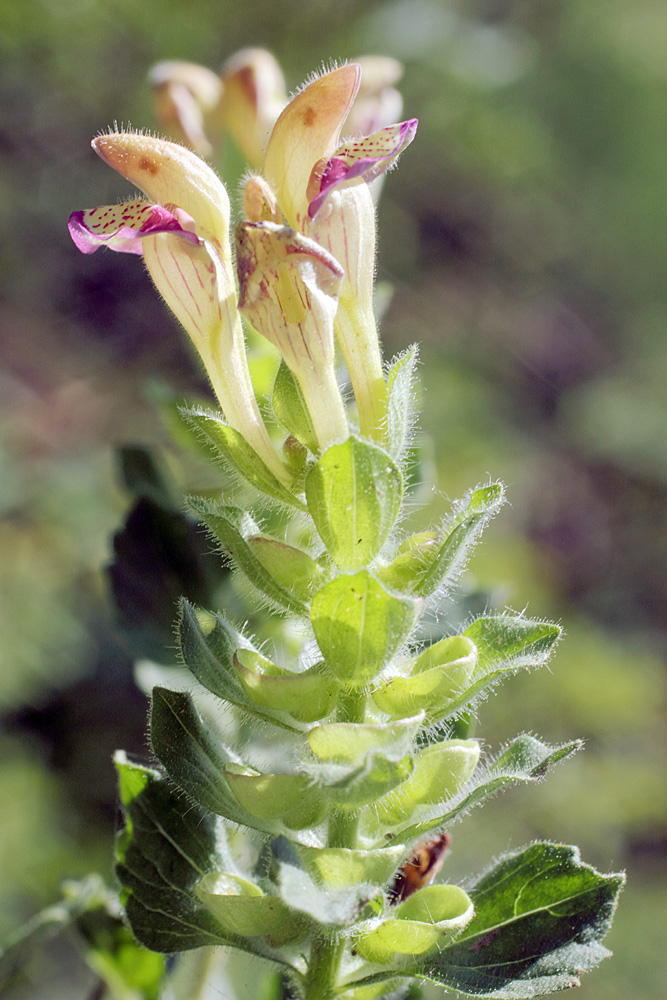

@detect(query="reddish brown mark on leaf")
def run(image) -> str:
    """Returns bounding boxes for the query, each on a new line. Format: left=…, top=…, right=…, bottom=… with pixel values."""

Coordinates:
left=469, top=926, right=502, bottom=953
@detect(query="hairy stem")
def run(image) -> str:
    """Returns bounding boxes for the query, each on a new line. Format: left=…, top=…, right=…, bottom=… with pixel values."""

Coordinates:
left=303, top=686, right=368, bottom=997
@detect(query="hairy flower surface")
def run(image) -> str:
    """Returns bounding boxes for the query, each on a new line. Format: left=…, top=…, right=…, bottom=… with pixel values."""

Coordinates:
left=68, top=132, right=290, bottom=483
left=236, top=220, right=348, bottom=447
left=261, top=65, right=417, bottom=438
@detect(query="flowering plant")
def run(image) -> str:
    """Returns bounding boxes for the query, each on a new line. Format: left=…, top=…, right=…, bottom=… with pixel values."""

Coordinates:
left=3, top=53, right=622, bottom=1000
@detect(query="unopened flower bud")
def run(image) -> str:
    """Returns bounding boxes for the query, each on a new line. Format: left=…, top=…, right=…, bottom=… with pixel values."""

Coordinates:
left=243, top=174, right=282, bottom=224
left=149, top=60, right=222, bottom=155
left=344, top=56, right=404, bottom=138
left=220, top=48, right=286, bottom=168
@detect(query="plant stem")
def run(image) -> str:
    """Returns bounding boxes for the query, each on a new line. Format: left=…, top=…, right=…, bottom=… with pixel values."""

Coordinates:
left=303, top=685, right=368, bottom=997
left=303, top=934, right=345, bottom=1000
left=336, top=686, right=367, bottom=724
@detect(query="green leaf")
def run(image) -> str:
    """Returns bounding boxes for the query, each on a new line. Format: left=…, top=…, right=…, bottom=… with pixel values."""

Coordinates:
left=377, top=530, right=440, bottom=591
left=246, top=534, right=324, bottom=601
left=308, top=715, right=424, bottom=763
left=371, top=635, right=477, bottom=720
left=384, top=735, right=582, bottom=847
left=272, top=360, right=318, bottom=452
left=414, top=843, right=625, bottom=998
left=465, top=614, right=562, bottom=666
left=182, top=407, right=304, bottom=509
left=295, top=844, right=406, bottom=890
left=305, top=437, right=403, bottom=569
left=149, top=686, right=267, bottom=830
left=223, top=766, right=326, bottom=829
left=178, top=600, right=302, bottom=731
left=310, top=571, right=416, bottom=686
left=235, top=648, right=338, bottom=723
left=304, top=750, right=415, bottom=811
left=114, top=755, right=248, bottom=955
left=187, top=498, right=309, bottom=615
left=434, top=615, right=562, bottom=720
left=354, top=884, right=473, bottom=964
left=385, top=346, right=419, bottom=461
left=277, top=864, right=379, bottom=927
left=377, top=615, right=562, bottom=727
left=412, top=483, right=506, bottom=597
left=371, top=740, right=480, bottom=827
left=196, top=871, right=305, bottom=945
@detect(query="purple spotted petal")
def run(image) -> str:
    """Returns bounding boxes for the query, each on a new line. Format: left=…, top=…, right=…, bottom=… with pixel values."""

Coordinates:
left=68, top=198, right=201, bottom=255
left=308, top=118, right=418, bottom=219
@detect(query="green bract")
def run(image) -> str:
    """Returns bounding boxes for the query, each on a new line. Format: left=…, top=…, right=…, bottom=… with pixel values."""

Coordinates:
left=306, top=436, right=403, bottom=569
left=311, top=570, right=417, bottom=685
left=354, top=884, right=474, bottom=963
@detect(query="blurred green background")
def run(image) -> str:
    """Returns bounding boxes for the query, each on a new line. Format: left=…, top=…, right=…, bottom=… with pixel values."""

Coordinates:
left=0, top=0, right=665, bottom=997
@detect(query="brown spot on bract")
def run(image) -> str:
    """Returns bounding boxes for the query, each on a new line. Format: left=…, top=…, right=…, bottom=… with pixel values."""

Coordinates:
left=139, top=157, right=159, bottom=175
left=302, top=106, right=317, bottom=127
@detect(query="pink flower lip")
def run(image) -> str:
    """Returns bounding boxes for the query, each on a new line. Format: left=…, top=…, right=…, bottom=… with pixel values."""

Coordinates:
left=68, top=200, right=201, bottom=256
left=308, top=118, right=418, bottom=219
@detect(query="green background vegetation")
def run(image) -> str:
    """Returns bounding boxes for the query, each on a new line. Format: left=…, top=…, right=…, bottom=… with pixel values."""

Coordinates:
left=0, top=1, right=665, bottom=997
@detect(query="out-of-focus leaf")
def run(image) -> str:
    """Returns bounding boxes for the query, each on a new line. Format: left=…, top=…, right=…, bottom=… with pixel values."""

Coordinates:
left=0, top=875, right=163, bottom=997
left=109, top=496, right=217, bottom=659
left=117, top=444, right=176, bottom=508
